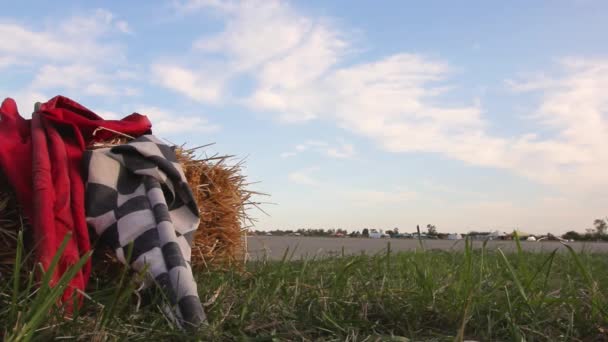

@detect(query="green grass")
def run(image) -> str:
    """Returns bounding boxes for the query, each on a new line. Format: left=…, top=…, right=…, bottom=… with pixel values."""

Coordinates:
left=1, top=239, right=608, bottom=341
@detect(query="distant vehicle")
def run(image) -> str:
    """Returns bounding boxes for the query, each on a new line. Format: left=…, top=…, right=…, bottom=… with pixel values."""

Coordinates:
left=447, top=233, right=463, bottom=240
left=265, top=232, right=273, bottom=236
left=396, top=233, right=412, bottom=239
left=369, top=229, right=382, bottom=238
left=526, top=236, right=537, bottom=241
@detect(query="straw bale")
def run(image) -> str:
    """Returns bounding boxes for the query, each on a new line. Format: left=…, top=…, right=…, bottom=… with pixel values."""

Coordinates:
left=0, top=174, right=30, bottom=276
left=176, top=147, right=257, bottom=268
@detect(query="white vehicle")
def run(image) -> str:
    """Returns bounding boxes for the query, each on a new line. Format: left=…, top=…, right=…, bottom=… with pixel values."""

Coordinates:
left=369, top=229, right=382, bottom=238
left=447, top=233, right=462, bottom=240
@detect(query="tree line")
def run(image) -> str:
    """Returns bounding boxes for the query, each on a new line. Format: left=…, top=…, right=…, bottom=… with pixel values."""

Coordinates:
left=252, top=218, right=608, bottom=241
left=562, top=218, right=608, bottom=241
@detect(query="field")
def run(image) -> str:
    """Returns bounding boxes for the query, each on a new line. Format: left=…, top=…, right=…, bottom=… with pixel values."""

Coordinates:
left=246, top=236, right=608, bottom=260
left=1, top=237, right=608, bottom=341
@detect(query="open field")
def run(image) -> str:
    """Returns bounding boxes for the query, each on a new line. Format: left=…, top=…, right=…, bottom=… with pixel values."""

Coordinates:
left=246, top=235, right=608, bottom=260
left=2, top=238, right=607, bottom=341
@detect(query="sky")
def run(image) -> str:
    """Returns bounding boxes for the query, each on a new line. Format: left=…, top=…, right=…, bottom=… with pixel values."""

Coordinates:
left=1, top=0, right=607, bottom=234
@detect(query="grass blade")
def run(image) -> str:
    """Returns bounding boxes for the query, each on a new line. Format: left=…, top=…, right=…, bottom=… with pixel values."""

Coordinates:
left=497, top=249, right=532, bottom=312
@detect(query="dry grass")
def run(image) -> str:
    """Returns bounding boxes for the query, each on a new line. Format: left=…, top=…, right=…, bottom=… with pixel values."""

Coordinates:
left=0, top=175, right=23, bottom=275
left=176, top=146, right=262, bottom=269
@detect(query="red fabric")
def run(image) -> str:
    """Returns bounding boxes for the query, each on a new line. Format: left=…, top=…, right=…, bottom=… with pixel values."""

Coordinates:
left=0, top=95, right=151, bottom=306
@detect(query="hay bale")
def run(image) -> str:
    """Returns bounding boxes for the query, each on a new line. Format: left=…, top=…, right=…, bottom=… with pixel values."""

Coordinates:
left=0, top=174, right=30, bottom=276
left=176, top=147, right=257, bottom=268
left=0, top=140, right=259, bottom=276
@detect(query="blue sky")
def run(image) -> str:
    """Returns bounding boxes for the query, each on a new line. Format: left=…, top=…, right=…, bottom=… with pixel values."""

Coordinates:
left=1, top=0, right=607, bottom=234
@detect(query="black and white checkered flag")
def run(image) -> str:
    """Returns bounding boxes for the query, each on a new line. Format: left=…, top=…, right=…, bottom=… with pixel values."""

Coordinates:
left=84, top=135, right=205, bottom=327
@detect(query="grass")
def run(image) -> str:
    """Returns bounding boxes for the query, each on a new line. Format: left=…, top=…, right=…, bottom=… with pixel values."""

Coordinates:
left=1, top=238, right=607, bottom=341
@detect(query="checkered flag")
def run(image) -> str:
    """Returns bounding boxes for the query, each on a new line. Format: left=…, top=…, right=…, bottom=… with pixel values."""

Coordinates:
left=84, top=135, right=205, bottom=327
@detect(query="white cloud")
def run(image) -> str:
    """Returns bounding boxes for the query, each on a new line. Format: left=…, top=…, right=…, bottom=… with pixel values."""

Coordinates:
left=97, top=110, right=122, bottom=120
left=295, top=144, right=308, bottom=152
left=163, top=1, right=608, bottom=193
left=500, top=58, right=608, bottom=190
left=288, top=167, right=320, bottom=186
left=172, top=0, right=238, bottom=13
left=325, top=140, right=355, bottom=159
left=30, top=64, right=138, bottom=97
left=0, top=9, right=128, bottom=67
left=280, top=139, right=356, bottom=159
left=151, top=64, right=222, bottom=103
left=0, top=9, right=138, bottom=100
left=1, top=90, right=50, bottom=118
left=115, top=20, right=133, bottom=34
left=0, top=56, right=19, bottom=70
left=155, top=0, right=348, bottom=112
left=137, top=106, right=220, bottom=136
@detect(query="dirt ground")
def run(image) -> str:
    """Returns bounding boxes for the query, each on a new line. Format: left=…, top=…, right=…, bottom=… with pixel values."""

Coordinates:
left=245, top=235, right=608, bottom=260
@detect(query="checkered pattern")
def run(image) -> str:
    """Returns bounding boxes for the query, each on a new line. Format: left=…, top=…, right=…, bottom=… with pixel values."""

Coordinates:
left=83, top=135, right=205, bottom=327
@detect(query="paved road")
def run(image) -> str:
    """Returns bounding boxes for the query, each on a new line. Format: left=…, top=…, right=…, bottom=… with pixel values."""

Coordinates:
left=245, top=236, right=608, bottom=260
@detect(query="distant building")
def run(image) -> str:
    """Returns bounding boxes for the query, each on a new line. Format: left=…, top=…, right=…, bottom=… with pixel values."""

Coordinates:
left=447, top=233, right=462, bottom=240
left=488, top=231, right=506, bottom=240
left=396, top=233, right=413, bottom=239
left=369, top=229, right=382, bottom=238
left=466, top=230, right=507, bottom=240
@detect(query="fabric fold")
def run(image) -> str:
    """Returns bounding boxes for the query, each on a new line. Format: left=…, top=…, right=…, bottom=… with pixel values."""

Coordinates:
left=0, top=96, right=151, bottom=305
left=84, top=135, right=205, bottom=327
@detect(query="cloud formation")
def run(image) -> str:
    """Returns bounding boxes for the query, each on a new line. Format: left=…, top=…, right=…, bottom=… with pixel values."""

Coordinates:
left=137, top=106, right=220, bottom=135
left=160, top=0, right=608, bottom=193
left=0, top=9, right=134, bottom=99
left=288, top=167, right=321, bottom=186
left=0, top=8, right=220, bottom=136
left=0, top=9, right=127, bottom=68
left=281, top=139, right=355, bottom=159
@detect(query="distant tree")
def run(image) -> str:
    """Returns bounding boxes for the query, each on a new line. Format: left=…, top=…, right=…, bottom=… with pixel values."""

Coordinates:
left=427, top=224, right=437, bottom=236
left=362, top=228, right=369, bottom=237
left=594, top=218, right=607, bottom=236
left=393, top=227, right=399, bottom=235
left=562, top=231, right=582, bottom=241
